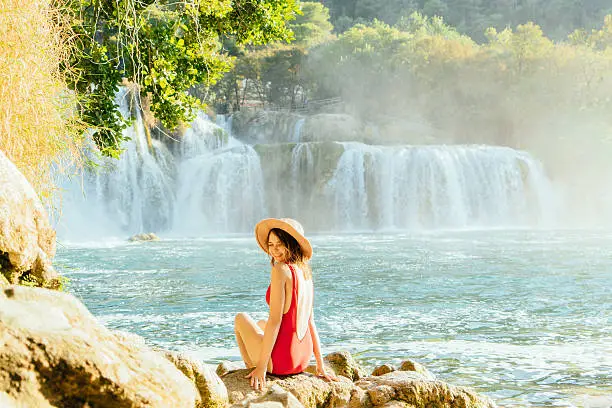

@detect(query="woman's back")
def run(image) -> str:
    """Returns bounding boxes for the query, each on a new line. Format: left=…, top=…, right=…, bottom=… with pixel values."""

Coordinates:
left=265, top=263, right=314, bottom=374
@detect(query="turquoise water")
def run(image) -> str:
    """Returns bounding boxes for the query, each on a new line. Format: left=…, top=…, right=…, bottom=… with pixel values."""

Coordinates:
left=55, top=230, right=612, bottom=407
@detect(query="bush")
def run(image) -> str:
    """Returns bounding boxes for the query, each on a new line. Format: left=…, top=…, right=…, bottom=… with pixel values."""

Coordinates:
left=0, top=0, right=84, bottom=201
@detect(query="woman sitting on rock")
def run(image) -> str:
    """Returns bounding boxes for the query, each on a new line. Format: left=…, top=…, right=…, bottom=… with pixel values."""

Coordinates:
left=234, top=218, right=337, bottom=390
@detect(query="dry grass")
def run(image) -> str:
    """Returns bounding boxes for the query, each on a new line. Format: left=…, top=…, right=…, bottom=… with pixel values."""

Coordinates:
left=0, top=0, right=84, bottom=201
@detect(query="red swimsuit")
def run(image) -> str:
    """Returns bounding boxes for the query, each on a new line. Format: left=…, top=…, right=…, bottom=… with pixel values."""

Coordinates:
left=265, top=264, right=313, bottom=375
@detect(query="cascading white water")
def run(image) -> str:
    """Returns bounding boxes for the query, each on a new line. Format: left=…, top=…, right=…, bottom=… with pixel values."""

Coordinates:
left=180, top=112, right=228, bottom=158
left=215, top=114, right=233, bottom=139
left=55, top=90, right=267, bottom=240
left=56, top=88, right=176, bottom=240
left=172, top=112, right=266, bottom=234
left=324, top=144, right=370, bottom=229
left=172, top=144, right=267, bottom=235
left=321, top=143, right=556, bottom=230
left=290, top=143, right=314, bottom=216
left=291, top=118, right=305, bottom=143
left=56, top=96, right=560, bottom=239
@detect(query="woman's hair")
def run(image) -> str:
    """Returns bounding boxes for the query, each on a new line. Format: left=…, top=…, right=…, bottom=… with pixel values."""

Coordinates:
left=268, top=228, right=312, bottom=279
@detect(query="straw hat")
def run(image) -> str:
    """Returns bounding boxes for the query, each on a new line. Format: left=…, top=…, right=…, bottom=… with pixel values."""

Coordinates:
left=255, top=218, right=312, bottom=260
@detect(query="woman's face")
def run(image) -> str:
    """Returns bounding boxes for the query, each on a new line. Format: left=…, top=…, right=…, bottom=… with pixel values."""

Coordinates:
left=268, top=232, right=287, bottom=263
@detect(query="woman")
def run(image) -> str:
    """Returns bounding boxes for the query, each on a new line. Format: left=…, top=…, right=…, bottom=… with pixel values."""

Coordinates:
left=234, top=218, right=336, bottom=390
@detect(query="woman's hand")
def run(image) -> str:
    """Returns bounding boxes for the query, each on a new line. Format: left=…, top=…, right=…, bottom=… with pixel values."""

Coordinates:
left=316, top=365, right=338, bottom=382
left=245, top=365, right=267, bottom=391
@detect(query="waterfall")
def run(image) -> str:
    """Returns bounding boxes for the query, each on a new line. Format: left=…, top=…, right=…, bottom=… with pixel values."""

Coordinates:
left=320, top=143, right=556, bottom=230
left=180, top=112, right=228, bottom=158
left=55, top=88, right=175, bottom=240
left=173, top=145, right=266, bottom=235
left=324, top=143, right=371, bottom=230
left=291, top=118, right=305, bottom=143
left=55, top=90, right=267, bottom=240
left=55, top=101, right=560, bottom=240
left=290, top=143, right=315, bottom=217
left=215, top=114, right=233, bottom=137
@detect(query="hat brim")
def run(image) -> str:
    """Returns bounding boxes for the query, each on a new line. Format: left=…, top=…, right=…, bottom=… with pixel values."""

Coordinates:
left=255, top=218, right=313, bottom=260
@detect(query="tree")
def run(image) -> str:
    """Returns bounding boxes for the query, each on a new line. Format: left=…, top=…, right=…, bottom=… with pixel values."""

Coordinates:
left=210, top=1, right=334, bottom=111
left=292, top=2, right=334, bottom=46
left=319, top=0, right=612, bottom=41
left=61, top=0, right=299, bottom=157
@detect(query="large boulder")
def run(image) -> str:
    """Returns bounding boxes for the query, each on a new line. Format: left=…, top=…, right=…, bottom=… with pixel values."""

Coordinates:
left=0, top=285, right=199, bottom=407
left=0, top=151, right=59, bottom=288
left=399, top=360, right=435, bottom=381
left=323, top=351, right=366, bottom=381
left=128, top=232, right=160, bottom=242
left=224, top=353, right=496, bottom=408
left=371, top=364, right=396, bottom=377
left=355, top=371, right=496, bottom=408
left=231, top=384, right=305, bottom=408
left=217, top=360, right=246, bottom=377
left=222, top=369, right=354, bottom=408
left=162, top=350, right=229, bottom=408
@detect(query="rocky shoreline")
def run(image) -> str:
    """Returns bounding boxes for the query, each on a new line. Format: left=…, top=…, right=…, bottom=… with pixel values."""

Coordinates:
left=0, top=283, right=496, bottom=408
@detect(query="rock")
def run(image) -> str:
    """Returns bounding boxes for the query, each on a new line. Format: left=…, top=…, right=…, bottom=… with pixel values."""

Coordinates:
left=0, top=151, right=59, bottom=288
left=324, top=351, right=366, bottom=381
left=128, top=232, right=160, bottom=242
left=231, top=384, right=305, bottom=408
left=303, top=363, right=335, bottom=377
left=372, top=364, right=396, bottom=376
left=245, top=403, right=284, bottom=408
left=217, top=360, right=246, bottom=377
left=0, top=392, right=20, bottom=408
left=222, top=369, right=353, bottom=408
left=379, top=402, right=414, bottom=408
left=347, top=386, right=371, bottom=408
left=0, top=274, right=9, bottom=289
left=112, top=329, right=147, bottom=346
left=162, top=349, right=229, bottom=408
left=252, top=141, right=346, bottom=231
left=0, top=285, right=198, bottom=407
left=231, top=391, right=247, bottom=403
left=355, top=371, right=496, bottom=408
left=219, top=351, right=495, bottom=408
left=399, top=360, right=435, bottom=381
left=367, top=384, right=397, bottom=406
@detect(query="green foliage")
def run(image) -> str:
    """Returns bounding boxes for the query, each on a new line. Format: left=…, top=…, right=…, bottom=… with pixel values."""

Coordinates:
left=62, top=0, right=299, bottom=157
left=56, top=275, right=72, bottom=292
left=292, top=2, right=334, bottom=46
left=320, top=0, right=612, bottom=41
left=18, top=272, right=41, bottom=288
left=397, top=11, right=462, bottom=39
left=210, top=2, right=612, bottom=179
left=569, top=15, right=612, bottom=50
left=210, top=1, right=334, bottom=111
left=485, top=23, right=553, bottom=75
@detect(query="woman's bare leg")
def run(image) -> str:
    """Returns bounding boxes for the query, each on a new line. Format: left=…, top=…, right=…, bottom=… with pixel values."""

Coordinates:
left=234, top=313, right=273, bottom=371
